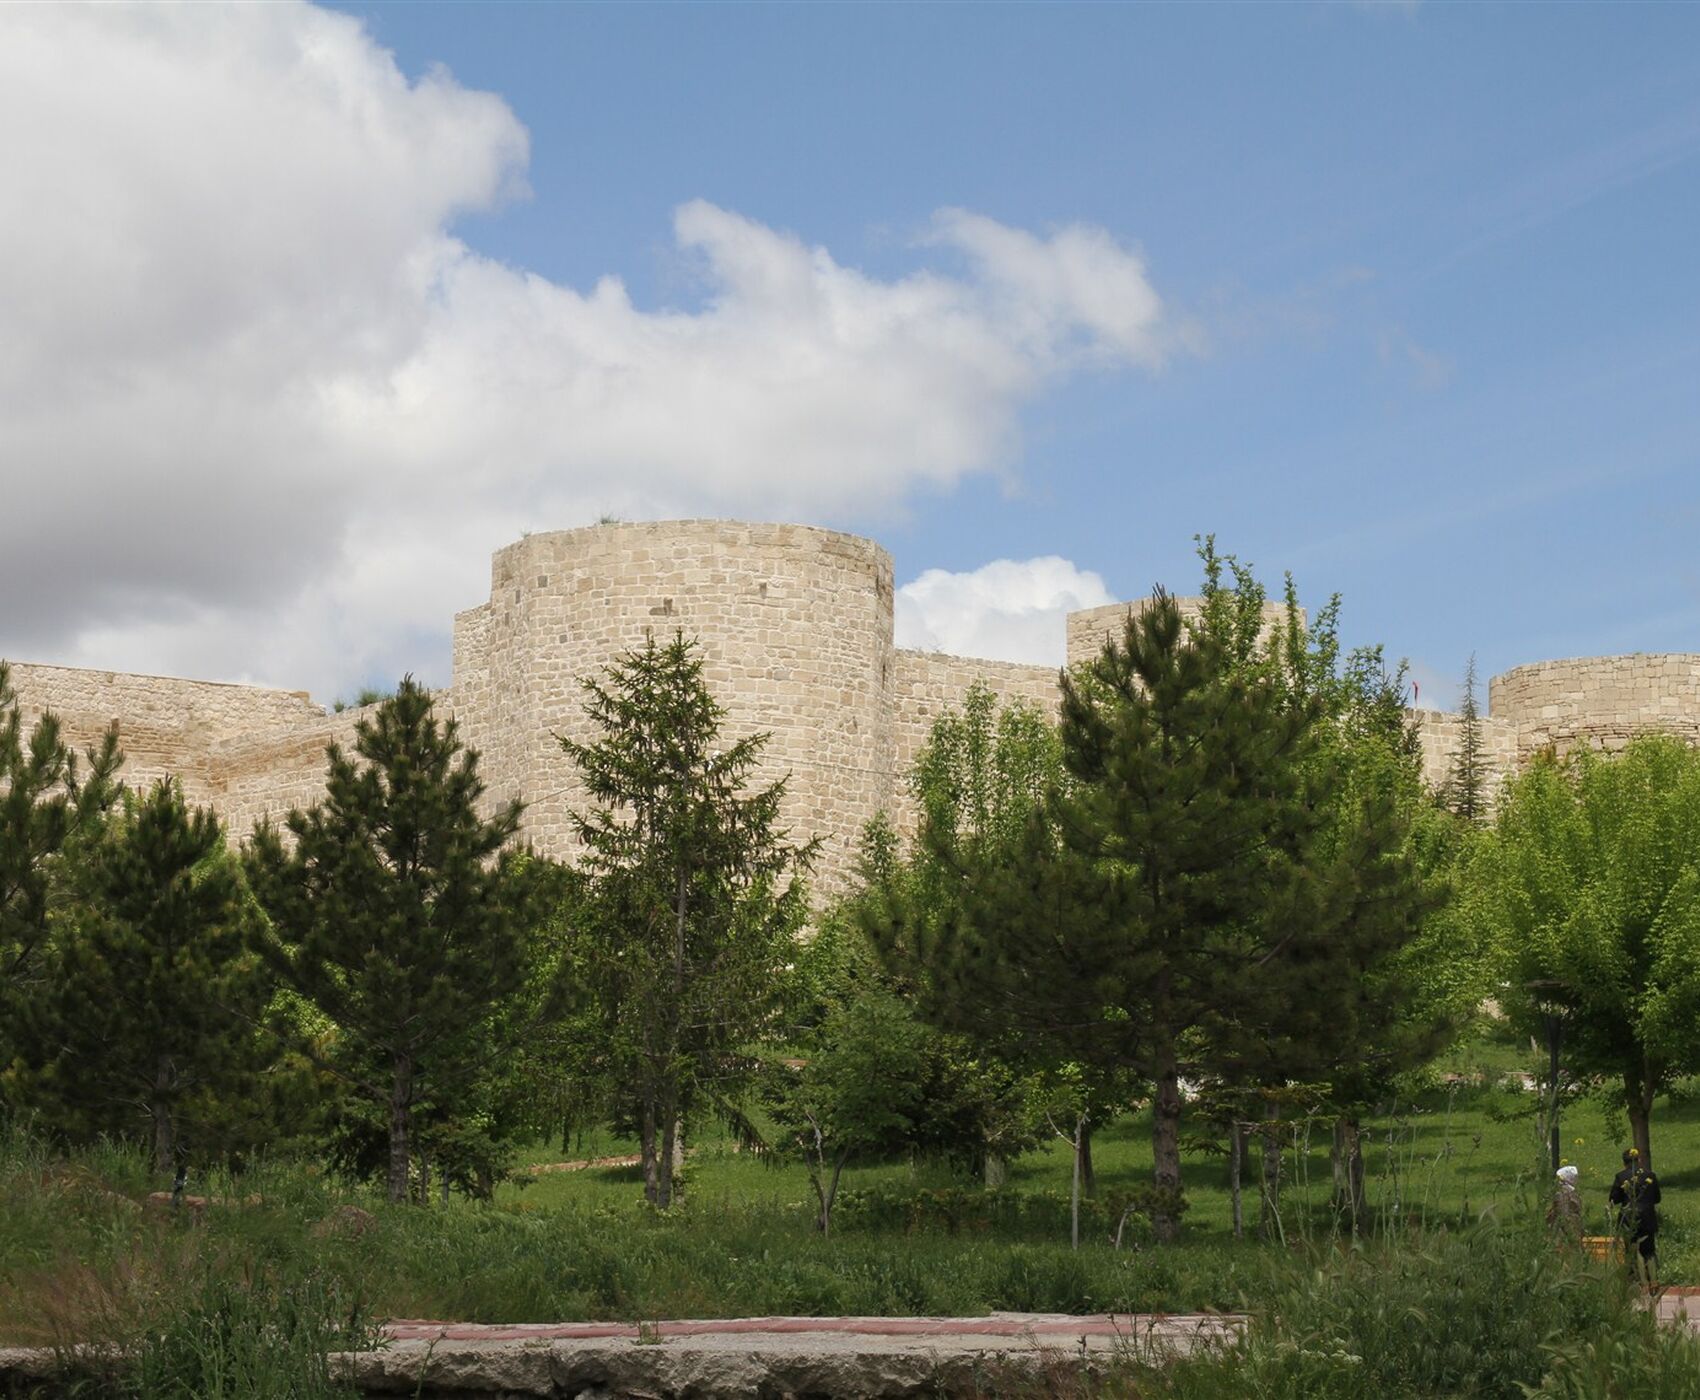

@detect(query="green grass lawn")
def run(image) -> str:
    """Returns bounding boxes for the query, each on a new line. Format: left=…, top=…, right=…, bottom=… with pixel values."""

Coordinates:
left=502, top=1029, right=1700, bottom=1279
left=7, top=1024, right=1700, bottom=1350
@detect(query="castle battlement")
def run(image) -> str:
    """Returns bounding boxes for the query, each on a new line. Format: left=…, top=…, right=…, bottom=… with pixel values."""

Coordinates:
left=9, top=522, right=1700, bottom=896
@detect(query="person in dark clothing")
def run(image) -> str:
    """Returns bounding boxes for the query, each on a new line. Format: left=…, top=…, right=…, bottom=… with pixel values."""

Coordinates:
left=1609, top=1148, right=1661, bottom=1282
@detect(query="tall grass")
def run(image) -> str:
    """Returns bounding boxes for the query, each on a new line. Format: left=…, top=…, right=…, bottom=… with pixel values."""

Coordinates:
left=7, top=1126, right=1700, bottom=1398
left=1129, top=1225, right=1700, bottom=1400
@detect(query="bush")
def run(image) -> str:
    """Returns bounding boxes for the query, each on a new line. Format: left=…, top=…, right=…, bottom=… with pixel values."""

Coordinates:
left=1140, top=1223, right=1700, bottom=1400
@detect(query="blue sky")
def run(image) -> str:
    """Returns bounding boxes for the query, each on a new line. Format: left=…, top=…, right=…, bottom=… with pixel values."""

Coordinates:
left=2, top=3, right=1697, bottom=705
left=343, top=1, right=1700, bottom=702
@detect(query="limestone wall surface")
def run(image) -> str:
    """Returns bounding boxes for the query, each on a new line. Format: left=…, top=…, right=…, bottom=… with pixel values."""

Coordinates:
left=1490, top=655, right=1700, bottom=761
left=2, top=661, right=325, bottom=814
left=1410, top=708, right=1520, bottom=809
left=211, top=704, right=380, bottom=839
left=9, top=525, right=1700, bottom=895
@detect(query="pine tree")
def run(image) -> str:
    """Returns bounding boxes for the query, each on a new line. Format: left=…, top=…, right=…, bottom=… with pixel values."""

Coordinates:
left=874, top=593, right=1326, bottom=1244
left=245, top=678, right=531, bottom=1204
left=1441, top=654, right=1489, bottom=821
left=1189, top=558, right=1444, bottom=1235
left=19, top=781, right=269, bottom=1176
left=0, top=660, right=122, bottom=991
left=1053, top=589, right=1329, bottom=1242
left=561, top=632, right=814, bottom=1209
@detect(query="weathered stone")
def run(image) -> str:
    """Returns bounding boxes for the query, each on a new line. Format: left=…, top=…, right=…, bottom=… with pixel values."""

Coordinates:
left=8, top=520, right=1699, bottom=901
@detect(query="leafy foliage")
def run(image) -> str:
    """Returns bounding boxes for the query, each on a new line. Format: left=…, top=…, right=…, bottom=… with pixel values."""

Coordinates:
left=1471, top=735, right=1700, bottom=1164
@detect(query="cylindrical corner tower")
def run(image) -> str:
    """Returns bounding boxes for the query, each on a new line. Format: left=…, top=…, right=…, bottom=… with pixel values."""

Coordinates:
left=450, top=520, right=897, bottom=896
left=1489, top=654, right=1700, bottom=761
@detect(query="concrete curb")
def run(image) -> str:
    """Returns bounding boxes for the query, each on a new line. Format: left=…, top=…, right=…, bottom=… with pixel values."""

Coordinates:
left=2, top=1313, right=1243, bottom=1398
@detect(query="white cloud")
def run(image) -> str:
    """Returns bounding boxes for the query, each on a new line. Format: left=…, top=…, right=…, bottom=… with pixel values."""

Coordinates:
left=0, top=3, right=1171, bottom=701
left=895, top=557, right=1116, bottom=668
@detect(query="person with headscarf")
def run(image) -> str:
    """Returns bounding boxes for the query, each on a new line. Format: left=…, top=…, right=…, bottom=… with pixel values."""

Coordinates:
left=1547, top=1162, right=1582, bottom=1243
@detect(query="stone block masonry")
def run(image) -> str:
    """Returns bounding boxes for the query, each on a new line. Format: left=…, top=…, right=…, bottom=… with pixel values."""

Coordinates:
left=7, top=521, right=1699, bottom=897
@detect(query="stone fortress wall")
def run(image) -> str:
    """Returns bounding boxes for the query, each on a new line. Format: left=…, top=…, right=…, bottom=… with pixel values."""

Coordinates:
left=7, top=521, right=1699, bottom=896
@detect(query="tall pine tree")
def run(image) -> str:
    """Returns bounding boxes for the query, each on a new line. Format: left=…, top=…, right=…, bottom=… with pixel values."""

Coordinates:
left=1053, top=589, right=1328, bottom=1242
left=246, top=678, right=531, bottom=1204
left=1441, top=653, right=1489, bottom=821
left=561, top=632, right=813, bottom=1208
left=1188, top=551, right=1445, bottom=1235
left=19, top=781, right=269, bottom=1175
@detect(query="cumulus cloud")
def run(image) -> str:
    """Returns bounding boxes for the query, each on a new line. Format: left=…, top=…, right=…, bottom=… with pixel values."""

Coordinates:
left=0, top=3, right=1170, bottom=700
left=895, top=557, right=1116, bottom=667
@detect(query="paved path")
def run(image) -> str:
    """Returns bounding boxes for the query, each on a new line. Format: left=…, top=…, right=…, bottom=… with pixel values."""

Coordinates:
left=344, top=1313, right=1242, bottom=1396
left=382, top=1312, right=1237, bottom=1344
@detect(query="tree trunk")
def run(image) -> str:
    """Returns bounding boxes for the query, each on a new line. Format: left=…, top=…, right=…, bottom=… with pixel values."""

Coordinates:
left=983, top=1152, right=1007, bottom=1189
left=1260, top=1096, right=1282, bottom=1242
left=1624, top=1064, right=1655, bottom=1165
left=1070, top=1113, right=1085, bottom=1251
left=669, top=1117, right=686, bottom=1203
left=151, top=1054, right=175, bottom=1178
left=819, top=1151, right=850, bottom=1238
left=1229, top=1121, right=1244, bottom=1241
left=657, top=1096, right=679, bottom=1210
left=417, top=1151, right=430, bottom=1207
left=387, top=1055, right=413, bottom=1206
left=1080, top=1121, right=1097, bottom=1199
left=1150, top=1050, right=1184, bottom=1244
left=653, top=866, right=688, bottom=1212
left=639, top=1097, right=660, bottom=1204
left=1332, top=1114, right=1366, bottom=1234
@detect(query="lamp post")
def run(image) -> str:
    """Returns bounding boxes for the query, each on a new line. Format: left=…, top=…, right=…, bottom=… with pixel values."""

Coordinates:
left=1526, top=980, right=1565, bottom=1177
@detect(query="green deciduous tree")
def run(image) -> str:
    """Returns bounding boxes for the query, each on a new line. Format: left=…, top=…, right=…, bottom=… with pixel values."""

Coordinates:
left=761, top=986, right=927, bottom=1237
left=1471, top=736, right=1700, bottom=1165
left=18, top=780, right=269, bottom=1176
left=245, top=678, right=532, bottom=1204
left=561, top=632, right=813, bottom=1209
left=858, top=683, right=1062, bottom=1186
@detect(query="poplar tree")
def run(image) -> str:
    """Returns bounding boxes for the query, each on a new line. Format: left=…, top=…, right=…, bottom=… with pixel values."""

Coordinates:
left=0, top=660, right=122, bottom=991
left=245, top=678, right=530, bottom=1205
left=859, top=684, right=1063, bottom=1185
left=20, top=781, right=268, bottom=1175
left=561, top=632, right=813, bottom=1209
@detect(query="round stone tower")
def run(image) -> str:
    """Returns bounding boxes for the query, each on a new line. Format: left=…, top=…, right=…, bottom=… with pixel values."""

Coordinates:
left=450, top=520, right=897, bottom=896
left=1489, top=654, right=1700, bottom=761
